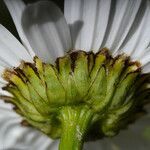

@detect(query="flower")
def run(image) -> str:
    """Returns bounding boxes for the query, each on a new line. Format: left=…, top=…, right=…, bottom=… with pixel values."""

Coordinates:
left=0, top=0, right=150, bottom=150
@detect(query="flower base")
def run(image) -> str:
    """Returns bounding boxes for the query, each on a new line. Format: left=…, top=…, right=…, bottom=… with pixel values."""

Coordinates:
left=1, top=48, right=149, bottom=150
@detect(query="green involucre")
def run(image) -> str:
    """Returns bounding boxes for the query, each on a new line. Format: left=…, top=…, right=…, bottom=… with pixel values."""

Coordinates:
left=1, top=48, right=150, bottom=141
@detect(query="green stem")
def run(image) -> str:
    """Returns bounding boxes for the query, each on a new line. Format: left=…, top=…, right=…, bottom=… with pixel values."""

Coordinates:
left=59, top=106, right=94, bottom=150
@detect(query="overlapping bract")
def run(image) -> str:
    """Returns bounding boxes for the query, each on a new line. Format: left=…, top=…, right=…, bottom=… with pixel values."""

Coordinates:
left=2, top=48, right=150, bottom=139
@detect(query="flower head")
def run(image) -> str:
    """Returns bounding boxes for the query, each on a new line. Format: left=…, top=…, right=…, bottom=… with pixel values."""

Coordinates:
left=0, top=0, right=150, bottom=149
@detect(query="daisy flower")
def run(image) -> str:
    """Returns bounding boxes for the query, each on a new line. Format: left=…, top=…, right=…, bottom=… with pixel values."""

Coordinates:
left=0, top=0, right=150, bottom=150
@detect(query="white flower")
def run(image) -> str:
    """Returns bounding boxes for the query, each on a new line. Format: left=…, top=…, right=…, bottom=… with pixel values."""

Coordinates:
left=0, top=0, right=149, bottom=149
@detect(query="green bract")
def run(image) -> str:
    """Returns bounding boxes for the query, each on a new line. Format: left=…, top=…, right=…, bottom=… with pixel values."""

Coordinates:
left=1, top=48, right=150, bottom=150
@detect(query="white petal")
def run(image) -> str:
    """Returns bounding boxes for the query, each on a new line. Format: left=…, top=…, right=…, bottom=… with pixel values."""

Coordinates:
left=112, top=0, right=142, bottom=54
left=0, top=100, right=56, bottom=149
left=78, top=0, right=97, bottom=51
left=65, top=0, right=96, bottom=51
left=64, top=0, right=83, bottom=49
left=0, top=68, right=10, bottom=96
left=4, top=0, right=35, bottom=57
left=142, top=63, right=150, bottom=73
left=140, top=51, right=150, bottom=66
left=120, top=0, right=150, bottom=57
left=134, top=46, right=150, bottom=73
left=0, top=25, right=33, bottom=66
left=0, top=25, right=33, bottom=84
left=22, top=1, right=72, bottom=63
left=0, top=65, right=7, bottom=82
left=101, top=0, right=142, bottom=52
left=65, top=0, right=111, bottom=52
left=101, top=0, right=131, bottom=49
left=91, top=0, right=111, bottom=52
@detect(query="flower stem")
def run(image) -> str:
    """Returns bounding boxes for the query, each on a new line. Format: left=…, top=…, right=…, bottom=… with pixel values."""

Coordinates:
left=59, top=106, right=94, bottom=150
